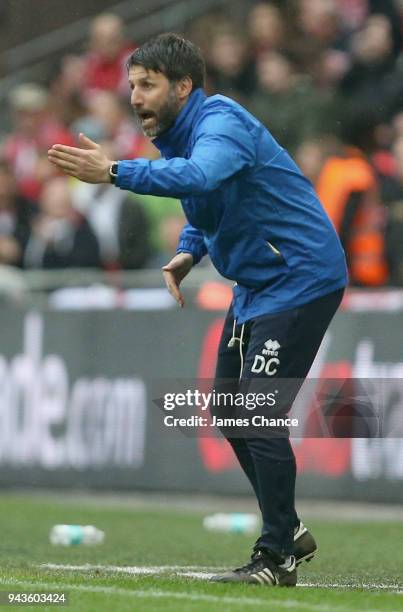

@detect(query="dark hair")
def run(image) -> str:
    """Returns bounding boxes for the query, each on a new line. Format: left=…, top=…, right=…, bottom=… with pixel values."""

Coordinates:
left=126, top=33, right=205, bottom=91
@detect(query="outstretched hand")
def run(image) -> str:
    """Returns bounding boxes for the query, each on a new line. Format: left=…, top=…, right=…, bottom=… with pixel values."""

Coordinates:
left=48, top=133, right=113, bottom=184
left=162, top=252, right=194, bottom=307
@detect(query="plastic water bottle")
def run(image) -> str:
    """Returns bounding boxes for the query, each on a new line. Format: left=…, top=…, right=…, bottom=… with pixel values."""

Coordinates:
left=49, top=524, right=105, bottom=546
left=203, top=513, right=259, bottom=534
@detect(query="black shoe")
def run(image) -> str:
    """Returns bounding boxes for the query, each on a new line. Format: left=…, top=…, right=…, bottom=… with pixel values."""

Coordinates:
left=210, top=549, right=297, bottom=586
left=250, top=521, right=317, bottom=567
left=294, top=521, right=317, bottom=566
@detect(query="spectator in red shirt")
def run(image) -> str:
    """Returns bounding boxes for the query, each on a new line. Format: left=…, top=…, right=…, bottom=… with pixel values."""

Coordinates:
left=3, top=83, right=75, bottom=201
left=82, top=13, right=136, bottom=99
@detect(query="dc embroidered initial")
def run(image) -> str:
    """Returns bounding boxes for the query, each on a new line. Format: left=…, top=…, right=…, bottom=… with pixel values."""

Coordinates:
left=251, top=355, right=280, bottom=375
left=251, top=339, right=281, bottom=376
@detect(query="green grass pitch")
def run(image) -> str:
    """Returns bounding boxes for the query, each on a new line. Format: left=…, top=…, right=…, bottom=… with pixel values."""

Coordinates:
left=0, top=492, right=402, bottom=611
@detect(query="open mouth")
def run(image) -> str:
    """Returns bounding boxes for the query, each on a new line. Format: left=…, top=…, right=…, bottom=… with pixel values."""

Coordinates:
left=138, top=111, right=156, bottom=125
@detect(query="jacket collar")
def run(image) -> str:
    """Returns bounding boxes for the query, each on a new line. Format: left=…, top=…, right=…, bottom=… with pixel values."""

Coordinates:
left=153, top=88, right=206, bottom=159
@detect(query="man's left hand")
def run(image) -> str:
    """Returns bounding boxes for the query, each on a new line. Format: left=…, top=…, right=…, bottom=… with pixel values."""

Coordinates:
left=48, top=133, right=113, bottom=184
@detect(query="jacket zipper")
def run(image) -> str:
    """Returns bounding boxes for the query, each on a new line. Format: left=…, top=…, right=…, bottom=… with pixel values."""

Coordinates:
left=267, top=240, right=282, bottom=257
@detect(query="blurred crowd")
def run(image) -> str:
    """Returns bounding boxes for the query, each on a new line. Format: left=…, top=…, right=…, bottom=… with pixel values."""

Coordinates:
left=1, top=1, right=403, bottom=286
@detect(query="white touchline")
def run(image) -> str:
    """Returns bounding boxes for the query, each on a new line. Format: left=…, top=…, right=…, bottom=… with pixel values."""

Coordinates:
left=40, top=563, right=228, bottom=575
left=299, top=582, right=403, bottom=591
left=0, top=578, right=353, bottom=611
left=39, top=564, right=403, bottom=592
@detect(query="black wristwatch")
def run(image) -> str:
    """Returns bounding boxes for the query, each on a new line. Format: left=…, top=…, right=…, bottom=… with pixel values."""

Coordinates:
left=109, top=162, right=119, bottom=185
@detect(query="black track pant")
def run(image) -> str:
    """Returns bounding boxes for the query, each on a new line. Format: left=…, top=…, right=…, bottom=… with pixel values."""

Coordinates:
left=212, top=288, right=344, bottom=558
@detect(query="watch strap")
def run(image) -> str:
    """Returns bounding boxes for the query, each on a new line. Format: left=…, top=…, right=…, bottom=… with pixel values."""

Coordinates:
left=109, top=162, right=118, bottom=184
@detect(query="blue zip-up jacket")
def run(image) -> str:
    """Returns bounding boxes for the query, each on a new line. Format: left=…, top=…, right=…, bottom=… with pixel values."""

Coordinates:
left=116, top=88, right=348, bottom=323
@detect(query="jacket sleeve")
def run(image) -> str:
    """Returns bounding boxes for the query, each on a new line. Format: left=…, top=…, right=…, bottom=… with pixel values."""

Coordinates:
left=176, top=223, right=207, bottom=265
left=115, top=108, right=256, bottom=198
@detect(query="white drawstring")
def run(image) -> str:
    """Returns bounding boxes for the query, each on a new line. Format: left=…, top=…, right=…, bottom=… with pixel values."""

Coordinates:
left=238, top=323, right=245, bottom=380
left=227, top=319, right=246, bottom=380
left=227, top=319, right=238, bottom=348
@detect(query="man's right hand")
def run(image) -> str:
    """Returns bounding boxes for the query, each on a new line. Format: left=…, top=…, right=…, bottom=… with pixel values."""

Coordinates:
left=162, top=252, right=193, bottom=307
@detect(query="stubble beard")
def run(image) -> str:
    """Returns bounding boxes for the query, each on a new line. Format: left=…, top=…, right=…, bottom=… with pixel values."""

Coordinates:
left=141, top=86, right=181, bottom=139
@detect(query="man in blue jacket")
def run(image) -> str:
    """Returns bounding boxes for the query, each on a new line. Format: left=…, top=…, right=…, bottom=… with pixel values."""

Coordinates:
left=49, top=33, right=348, bottom=587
